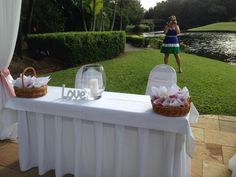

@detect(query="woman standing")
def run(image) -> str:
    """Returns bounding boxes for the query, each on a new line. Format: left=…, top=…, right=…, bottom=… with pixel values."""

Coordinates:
left=161, top=16, right=182, bottom=73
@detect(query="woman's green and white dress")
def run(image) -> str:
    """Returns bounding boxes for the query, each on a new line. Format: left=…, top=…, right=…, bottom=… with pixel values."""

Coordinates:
left=161, top=28, right=181, bottom=54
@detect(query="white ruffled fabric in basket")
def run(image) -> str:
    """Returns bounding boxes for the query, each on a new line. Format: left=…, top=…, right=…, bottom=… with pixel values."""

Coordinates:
left=13, top=75, right=50, bottom=88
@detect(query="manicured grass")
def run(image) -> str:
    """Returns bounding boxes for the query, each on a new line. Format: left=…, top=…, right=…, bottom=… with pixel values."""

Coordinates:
left=47, top=49, right=236, bottom=116
left=188, top=22, right=236, bottom=32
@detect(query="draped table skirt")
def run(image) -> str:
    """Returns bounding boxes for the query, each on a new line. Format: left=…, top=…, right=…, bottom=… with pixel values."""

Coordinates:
left=18, top=111, right=190, bottom=177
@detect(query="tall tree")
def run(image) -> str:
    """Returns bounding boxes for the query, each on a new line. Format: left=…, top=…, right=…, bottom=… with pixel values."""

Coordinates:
left=119, top=0, right=123, bottom=30
left=110, top=0, right=118, bottom=30
left=90, top=0, right=103, bottom=31
left=92, top=0, right=96, bottom=30
left=24, top=0, right=35, bottom=35
left=72, top=0, right=88, bottom=31
left=15, top=0, right=36, bottom=58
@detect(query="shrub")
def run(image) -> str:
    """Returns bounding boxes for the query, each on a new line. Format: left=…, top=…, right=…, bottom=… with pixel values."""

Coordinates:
left=28, top=31, right=126, bottom=66
left=126, top=35, right=149, bottom=47
left=149, top=37, right=164, bottom=49
left=126, top=25, right=135, bottom=34
left=125, top=24, right=150, bottom=34
left=141, top=22, right=154, bottom=31
left=180, top=42, right=189, bottom=52
left=230, top=17, right=236, bottom=22
left=133, top=24, right=150, bottom=33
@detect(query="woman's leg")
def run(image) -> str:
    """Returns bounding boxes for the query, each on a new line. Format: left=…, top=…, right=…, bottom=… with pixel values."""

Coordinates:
left=164, top=53, right=169, bottom=64
left=174, top=54, right=182, bottom=73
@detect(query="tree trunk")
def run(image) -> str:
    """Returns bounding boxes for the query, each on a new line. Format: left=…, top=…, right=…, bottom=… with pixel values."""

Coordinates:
left=15, top=20, right=23, bottom=59
left=119, top=0, right=123, bottom=30
left=110, top=0, right=118, bottom=31
left=24, top=0, right=35, bottom=36
left=82, top=12, right=88, bottom=31
left=81, top=0, right=88, bottom=31
left=99, top=9, right=104, bottom=31
left=92, top=0, right=96, bottom=31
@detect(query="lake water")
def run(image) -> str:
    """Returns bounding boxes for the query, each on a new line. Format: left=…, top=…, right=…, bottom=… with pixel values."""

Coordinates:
left=179, top=32, right=236, bottom=63
left=145, top=32, right=236, bottom=63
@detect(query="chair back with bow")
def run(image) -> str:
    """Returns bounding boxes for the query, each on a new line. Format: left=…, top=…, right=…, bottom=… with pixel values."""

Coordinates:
left=145, top=64, right=177, bottom=95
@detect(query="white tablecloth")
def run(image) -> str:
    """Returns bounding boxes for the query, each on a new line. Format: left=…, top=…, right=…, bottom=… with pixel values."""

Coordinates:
left=5, top=86, right=199, bottom=177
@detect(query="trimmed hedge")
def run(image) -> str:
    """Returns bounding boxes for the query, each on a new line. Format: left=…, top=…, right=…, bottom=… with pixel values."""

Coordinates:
left=126, top=35, right=149, bottom=47
left=126, top=35, right=188, bottom=51
left=28, top=31, right=126, bottom=66
left=141, top=22, right=154, bottom=32
left=125, top=24, right=150, bottom=34
left=148, top=37, right=164, bottom=49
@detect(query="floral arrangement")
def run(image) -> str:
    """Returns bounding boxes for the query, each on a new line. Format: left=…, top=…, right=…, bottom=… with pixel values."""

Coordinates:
left=151, top=85, right=190, bottom=107
left=13, top=74, right=50, bottom=88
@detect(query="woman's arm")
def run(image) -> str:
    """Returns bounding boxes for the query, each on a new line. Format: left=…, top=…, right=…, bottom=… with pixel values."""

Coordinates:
left=164, top=25, right=169, bottom=34
left=175, top=25, right=181, bottom=34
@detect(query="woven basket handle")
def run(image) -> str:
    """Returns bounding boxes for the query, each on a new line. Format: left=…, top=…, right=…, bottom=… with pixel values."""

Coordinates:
left=22, top=67, right=37, bottom=89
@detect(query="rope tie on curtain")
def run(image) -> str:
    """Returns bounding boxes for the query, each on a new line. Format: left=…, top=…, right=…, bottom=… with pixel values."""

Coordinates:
left=0, top=68, right=15, bottom=96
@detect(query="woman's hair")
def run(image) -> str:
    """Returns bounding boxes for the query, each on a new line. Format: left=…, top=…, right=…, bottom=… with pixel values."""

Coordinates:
left=168, top=16, right=177, bottom=21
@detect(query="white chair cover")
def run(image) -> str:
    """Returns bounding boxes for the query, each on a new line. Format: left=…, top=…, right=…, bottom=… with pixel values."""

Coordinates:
left=145, top=64, right=177, bottom=95
left=145, top=64, right=199, bottom=123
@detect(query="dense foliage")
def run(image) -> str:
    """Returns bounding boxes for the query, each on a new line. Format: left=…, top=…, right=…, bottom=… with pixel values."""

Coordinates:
left=126, top=35, right=149, bottom=47
left=126, top=24, right=151, bottom=34
left=144, top=0, right=236, bottom=30
left=24, top=0, right=144, bottom=33
left=28, top=31, right=125, bottom=66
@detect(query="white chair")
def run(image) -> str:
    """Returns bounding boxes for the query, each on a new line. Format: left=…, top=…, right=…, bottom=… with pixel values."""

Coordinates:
left=146, top=64, right=199, bottom=122
left=145, top=64, right=177, bottom=95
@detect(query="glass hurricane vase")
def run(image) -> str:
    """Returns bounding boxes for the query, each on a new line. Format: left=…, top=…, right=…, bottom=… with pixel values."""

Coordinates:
left=80, top=64, right=106, bottom=100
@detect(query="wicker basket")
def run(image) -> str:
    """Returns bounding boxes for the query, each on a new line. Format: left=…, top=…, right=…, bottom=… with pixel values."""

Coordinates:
left=14, top=67, right=48, bottom=98
left=151, top=97, right=192, bottom=117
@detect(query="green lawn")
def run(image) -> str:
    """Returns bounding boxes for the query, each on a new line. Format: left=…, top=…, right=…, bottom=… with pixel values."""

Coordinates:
left=188, top=22, right=236, bottom=32
left=47, top=49, right=236, bottom=116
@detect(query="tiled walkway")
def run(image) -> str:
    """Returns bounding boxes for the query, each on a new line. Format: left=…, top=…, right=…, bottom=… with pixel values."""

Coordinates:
left=0, top=115, right=235, bottom=177
left=191, top=115, right=236, bottom=177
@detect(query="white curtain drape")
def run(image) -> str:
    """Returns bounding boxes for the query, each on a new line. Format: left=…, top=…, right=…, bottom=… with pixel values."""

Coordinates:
left=0, top=0, right=22, bottom=139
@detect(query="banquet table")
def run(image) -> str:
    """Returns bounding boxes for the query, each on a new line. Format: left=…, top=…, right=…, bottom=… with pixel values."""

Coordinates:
left=5, top=86, right=198, bottom=177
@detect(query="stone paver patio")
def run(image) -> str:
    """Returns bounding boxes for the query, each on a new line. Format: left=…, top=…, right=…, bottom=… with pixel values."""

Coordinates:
left=0, top=115, right=235, bottom=177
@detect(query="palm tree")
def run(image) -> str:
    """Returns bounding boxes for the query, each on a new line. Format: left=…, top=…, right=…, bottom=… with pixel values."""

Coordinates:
left=81, top=0, right=88, bottom=31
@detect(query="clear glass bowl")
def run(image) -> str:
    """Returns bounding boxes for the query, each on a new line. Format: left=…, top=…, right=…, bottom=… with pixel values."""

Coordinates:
left=80, top=64, right=106, bottom=100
